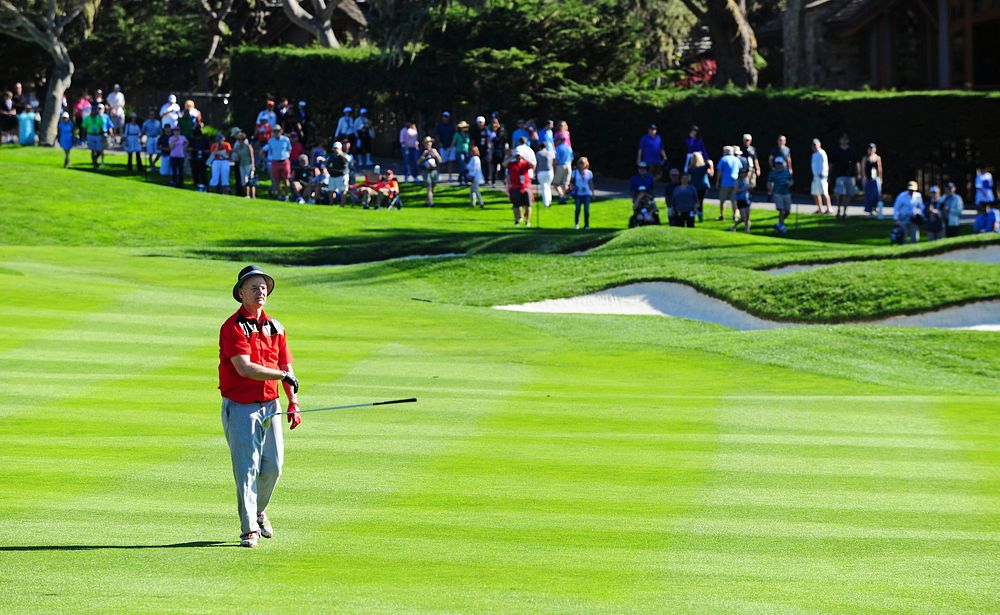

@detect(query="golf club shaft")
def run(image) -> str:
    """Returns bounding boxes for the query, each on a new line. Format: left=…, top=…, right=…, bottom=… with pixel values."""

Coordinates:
left=265, top=397, right=417, bottom=418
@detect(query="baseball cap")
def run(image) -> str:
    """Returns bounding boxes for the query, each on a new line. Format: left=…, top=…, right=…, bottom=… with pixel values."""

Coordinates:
left=359, top=107, right=367, bottom=114
left=476, top=115, right=485, bottom=124
left=60, top=111, right=69, bottom=118
left=774, top=157, right=785, bottom=164
left=168, top=94, right=177, bottom=103
left=648, top=124, right=657, bottom=130
left=332, top=141, right=343, bottom=149
left=929, top=185, right=940, bottom=193
left=343, top=106, right=352, bottom=113
left=907, top=180, right=919, bottom=191
left=442, top=111, right=450, bottom=117
left=232, top=265, right=274, bottom=302
left=298, top=100, right=306, bottom=107
left=945, top=181, right=956, bottom=189
left=638, top=161, right=648, bottom=168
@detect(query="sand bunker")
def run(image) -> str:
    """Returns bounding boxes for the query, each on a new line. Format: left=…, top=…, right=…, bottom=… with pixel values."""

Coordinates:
left=495, top=282, right=1000, bottom=331
left=763, top=244, right=1000, bottom=275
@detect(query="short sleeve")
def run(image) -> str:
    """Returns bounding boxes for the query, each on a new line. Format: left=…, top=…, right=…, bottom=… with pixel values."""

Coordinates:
left=220, top=321, right=251, bottom=360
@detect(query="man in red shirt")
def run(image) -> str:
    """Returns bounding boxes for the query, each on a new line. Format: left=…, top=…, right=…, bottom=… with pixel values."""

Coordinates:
left=506, top=150, right=535, bottom=226
left=219, top=265, right=301, bottom=548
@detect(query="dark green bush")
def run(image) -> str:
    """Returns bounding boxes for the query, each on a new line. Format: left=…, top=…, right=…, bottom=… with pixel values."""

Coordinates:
left=231, top=46, right=1000, bottom=195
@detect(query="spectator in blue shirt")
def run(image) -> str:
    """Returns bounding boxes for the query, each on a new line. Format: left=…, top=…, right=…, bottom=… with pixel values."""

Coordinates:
left=715, top=146, right=741, bottom=221
left=435, top=111, right=456, bottom=180
left=629, top=162, right=657, bottom=206
left=553, top=136, right=574, bottom=204
left=973, top=203, right=999, bottom=233
left=637, top=124, right=667, bottom=180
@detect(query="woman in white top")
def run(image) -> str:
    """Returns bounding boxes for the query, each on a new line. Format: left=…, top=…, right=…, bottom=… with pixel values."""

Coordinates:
left=466, top=145, right=485, bottom=208
left=570, top=156, right=595, bottom=230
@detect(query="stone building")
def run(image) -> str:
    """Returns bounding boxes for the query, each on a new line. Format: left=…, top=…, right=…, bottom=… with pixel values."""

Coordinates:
left=773, top=0, right=1000, bottom=89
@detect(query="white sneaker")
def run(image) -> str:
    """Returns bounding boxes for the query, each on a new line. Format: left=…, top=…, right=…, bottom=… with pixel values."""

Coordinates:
left=574, top=223, right=580, bottom=230
left=525, top=220, right=531, bottom=227
left=240, top=531, right=260, bottom=548
left=297, top=197, right=305, bottom=204
left=257, top=512, right=273, bottom=539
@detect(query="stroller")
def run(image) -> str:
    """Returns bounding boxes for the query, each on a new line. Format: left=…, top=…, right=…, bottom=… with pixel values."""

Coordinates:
left=628, top=189, right=661, bottom=227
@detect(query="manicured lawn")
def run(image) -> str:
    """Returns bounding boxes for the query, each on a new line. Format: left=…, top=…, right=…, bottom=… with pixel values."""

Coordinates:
left=0, top=146, right=998, bottom=613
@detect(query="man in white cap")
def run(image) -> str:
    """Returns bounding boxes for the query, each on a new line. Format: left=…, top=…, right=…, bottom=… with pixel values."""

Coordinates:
left=159, top=94, right=180, bottom=129
left=107, top=84, right=126, bottom=144
left=219, top=265, right=301, bottom=548
left=335, top=106, right=356, bottom=144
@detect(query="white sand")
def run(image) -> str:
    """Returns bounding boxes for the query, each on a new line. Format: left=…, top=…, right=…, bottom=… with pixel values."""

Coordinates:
left=496, top=282, right=1000, bottom=331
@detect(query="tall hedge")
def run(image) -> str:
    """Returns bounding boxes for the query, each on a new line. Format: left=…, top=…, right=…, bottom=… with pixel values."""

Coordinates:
left=231, top=46, right=1000, bottom=195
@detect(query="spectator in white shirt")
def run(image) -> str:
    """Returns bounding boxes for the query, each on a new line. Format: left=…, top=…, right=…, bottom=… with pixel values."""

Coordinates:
left=810, top=138, right=831, bottom=214
left=893, top=180, right=925, bottom=244
left=335, top=107, right=356, bottom=143
left=975, top=164, right=995, bottom=205
left=159, top=94, right=180, bottom=129
left=107, top=84, right=126, bottom=142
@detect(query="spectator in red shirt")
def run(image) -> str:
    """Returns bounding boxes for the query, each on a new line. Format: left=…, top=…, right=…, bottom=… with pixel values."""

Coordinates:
left=506, top=149, right=536, bottom=226
left=218, top=265, right=301, bottom=548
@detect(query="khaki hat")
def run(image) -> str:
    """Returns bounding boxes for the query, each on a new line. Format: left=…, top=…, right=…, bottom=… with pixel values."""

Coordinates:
left=456, top=120, right=469, bottom=129
left=907, top=180, right=919, bottom=191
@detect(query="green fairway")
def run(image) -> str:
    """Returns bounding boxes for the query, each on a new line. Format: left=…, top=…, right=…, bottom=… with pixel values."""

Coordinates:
left=1, top=146, right=998, bottom=613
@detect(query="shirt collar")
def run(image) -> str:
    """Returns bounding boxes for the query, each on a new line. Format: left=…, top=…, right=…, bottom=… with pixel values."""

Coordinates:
left=238, top=304, right=268, bottom=323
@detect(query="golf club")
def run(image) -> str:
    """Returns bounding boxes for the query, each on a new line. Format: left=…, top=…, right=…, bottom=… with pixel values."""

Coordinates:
left=263, top=397, right=417, bottom=420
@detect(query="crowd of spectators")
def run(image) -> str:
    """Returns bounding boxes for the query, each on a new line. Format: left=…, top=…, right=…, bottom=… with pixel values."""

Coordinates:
left=7, top=81, right=999, bottom=238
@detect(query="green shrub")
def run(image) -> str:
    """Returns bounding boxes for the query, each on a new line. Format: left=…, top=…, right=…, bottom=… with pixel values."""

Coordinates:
left=231, top=47, right=1000, bottom=196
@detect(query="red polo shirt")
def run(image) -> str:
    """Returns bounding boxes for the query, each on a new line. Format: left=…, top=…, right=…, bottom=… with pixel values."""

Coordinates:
left=507, top=159, right=532, bottom=193
left=219, top=306, right=293, bottom=403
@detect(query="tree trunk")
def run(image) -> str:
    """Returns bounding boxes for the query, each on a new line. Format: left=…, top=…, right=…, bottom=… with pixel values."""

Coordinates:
left=783, top=0, right=803, bottom=86
left=40, top=46, right=73, bottom=146
left=315, top=23, right=340, bottom=48
left=705, top=0, right=757, bottom=87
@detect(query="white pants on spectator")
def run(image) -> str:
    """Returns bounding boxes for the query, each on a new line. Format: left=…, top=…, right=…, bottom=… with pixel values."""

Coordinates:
left=211, top=159, right=231, bottom=187
left=537, top=170, right=553, bottom=207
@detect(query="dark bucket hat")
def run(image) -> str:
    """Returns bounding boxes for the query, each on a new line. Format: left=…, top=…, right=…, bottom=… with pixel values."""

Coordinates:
left=233, top=265, right=274, bottom=302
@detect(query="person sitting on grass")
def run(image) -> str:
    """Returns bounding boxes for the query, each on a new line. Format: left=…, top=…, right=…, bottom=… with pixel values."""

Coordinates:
left=357, top=169, right=401, bottom=210
left=290, top=154, right=313, bottom=204
left=629, top=187, right=660, bottom=227
left=310, top=158, right=330, bottom=204
left=973, top=203, right=999, bottom=233
left=418, top=136, right=442, bottom=207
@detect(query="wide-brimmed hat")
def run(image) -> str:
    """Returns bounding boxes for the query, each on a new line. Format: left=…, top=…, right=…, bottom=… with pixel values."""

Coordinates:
left=457, top=120, right=469, bottom=129
left=233, top=265, right=274, bottom=302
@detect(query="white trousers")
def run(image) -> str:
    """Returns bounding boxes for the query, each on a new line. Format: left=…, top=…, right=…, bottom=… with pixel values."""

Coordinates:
left=210, top=159, right=231, bottom=187
left=221, top=397, right=284, bottom=536
left=536, top=170, right=553, bottom=207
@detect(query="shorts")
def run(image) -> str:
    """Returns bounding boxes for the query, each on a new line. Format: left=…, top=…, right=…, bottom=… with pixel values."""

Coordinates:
left=86, top=133, right=103, bottom=152
left=834, top=176, right=856, bottom=196
left=510, top=190, right=530, bottom=208
left=718, top=185, right=736, bottom=203
left=772, top=192, right=792, bottom=212
left=811, top=176, right=829, bottom=196
left=423, top=170, right=439, bottom=187
left=271, top=159, right=291, bottom=182
left=238, top=164, right=253, bottom=186
left=146, top=138, right=159, bottom=155
left=111, top=114, right=125, bottom=129
left=330, top=175, right=347, bottom=192
left=735, top=199, right=750, bottom=209
left=553, top=164, right=571, bottom=185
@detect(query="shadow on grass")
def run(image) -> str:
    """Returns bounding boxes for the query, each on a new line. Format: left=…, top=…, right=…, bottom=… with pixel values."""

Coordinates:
left=187, top=227, right=617, bottom=266
left=0, top=540, right=233, bottom=551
